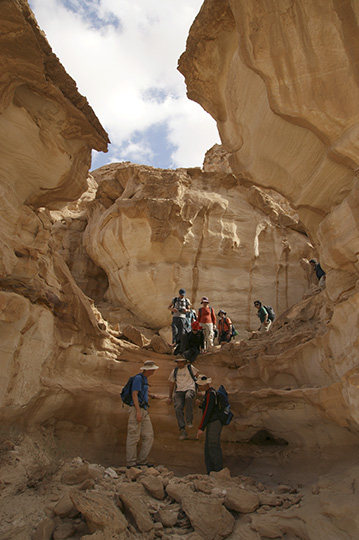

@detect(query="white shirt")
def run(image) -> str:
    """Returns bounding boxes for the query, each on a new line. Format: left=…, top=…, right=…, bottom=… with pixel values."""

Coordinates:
left=168, top=364, right=199, bottom=392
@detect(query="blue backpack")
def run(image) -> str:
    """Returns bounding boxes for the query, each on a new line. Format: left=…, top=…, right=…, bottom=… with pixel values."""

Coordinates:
left=121, top=373, right=146, bottom=406
left=216, top=385, right=234, bottom=425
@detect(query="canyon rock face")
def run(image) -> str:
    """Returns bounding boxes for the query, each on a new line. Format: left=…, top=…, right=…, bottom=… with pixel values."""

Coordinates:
left=2, top=2, right=359, bottom=539
left=83, top=162, right=313, bottom=334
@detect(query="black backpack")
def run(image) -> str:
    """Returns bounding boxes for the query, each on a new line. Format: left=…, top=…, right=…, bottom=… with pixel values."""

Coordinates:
left=215, top=385, right=234, bottom=425
left=120, top=373, right=146, bottom=406
left=264, top=305, right=275, bottom=321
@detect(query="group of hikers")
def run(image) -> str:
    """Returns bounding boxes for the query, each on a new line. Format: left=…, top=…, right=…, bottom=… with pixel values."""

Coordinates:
left=123, top=259, right=326, bottom=474
left=168, top=289, right=275, bottom=362
left=123, top=359, right=225, bottom=474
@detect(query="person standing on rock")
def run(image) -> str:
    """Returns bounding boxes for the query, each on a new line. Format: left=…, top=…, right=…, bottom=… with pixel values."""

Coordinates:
left=167, top=357, right=199, bottom=440
left=217, top=310, right=233, bottom=344
left=254, top=301, right=271, bottom=332
left=196, top=375, right=223, bottom=474
left=197, top=297, right=216, bottom=351
left=126, top=360, right=159, bottom=468
left=309, top=259, right=326, bottom=290
left=168, top=288, right=190, bottom=347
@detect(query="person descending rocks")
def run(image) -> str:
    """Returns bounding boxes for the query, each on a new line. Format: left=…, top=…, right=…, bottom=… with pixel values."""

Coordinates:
left=168, top=288, right=190, bottom=347
left=176, top=320, right=205, bottom=363
left=196, top=374, right=223, bottom=474
left=167, top=357, right=199, bottom=440
left=254, top=300, right=271, bottom=332
left=309, top=259, right=326, bottom=290
left=125, top=360, right=159, bottom=468
left=217, top=310, right=233, bottom=344
left=197, top=297, right=216, bottom=351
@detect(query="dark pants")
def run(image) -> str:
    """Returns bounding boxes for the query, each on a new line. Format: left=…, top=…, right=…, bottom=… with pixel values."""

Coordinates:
left=205, top=420, right=223, bottom=474
left=173, top=390, right=195, bottom=431
left=172, top=317, right=186, bottom=345
left=183, top=347, right=201, bottom=363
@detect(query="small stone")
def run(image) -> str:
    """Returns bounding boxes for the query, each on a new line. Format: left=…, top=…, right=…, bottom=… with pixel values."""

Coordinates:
left=33, top=517, right=55, bottom=540
left=53, top=522, right=76, bottom=540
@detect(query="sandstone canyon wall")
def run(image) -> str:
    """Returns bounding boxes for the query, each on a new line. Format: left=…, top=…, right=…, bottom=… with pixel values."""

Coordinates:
left=2, top=1, right=359, bottom=539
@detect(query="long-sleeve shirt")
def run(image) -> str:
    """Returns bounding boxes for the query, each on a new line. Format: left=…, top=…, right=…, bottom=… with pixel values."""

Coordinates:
left=198, top=388, right=219, bottom=430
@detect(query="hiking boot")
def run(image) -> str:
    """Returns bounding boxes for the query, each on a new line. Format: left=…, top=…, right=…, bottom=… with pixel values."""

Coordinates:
left=179, top=430, right=188, bottom=440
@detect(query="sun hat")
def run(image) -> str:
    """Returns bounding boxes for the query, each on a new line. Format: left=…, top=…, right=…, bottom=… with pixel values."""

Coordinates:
left=174, top=356, right=187, bottom=362
left=196, top=374, right=212, bottom=386
left=140, top=361, right=159, bottom=371
left=201, top=297, right=209, bottom=303
left=218, top=310, right=226, bottom=316
left=191, top=321, right=200, bottom=330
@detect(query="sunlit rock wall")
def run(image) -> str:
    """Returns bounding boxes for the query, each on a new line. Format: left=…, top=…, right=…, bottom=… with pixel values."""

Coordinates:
left=0, top=0, right=112, bottom=421
left=84, top=162, right=314, bottom=333
left=178, top=0, right=359, bottom=451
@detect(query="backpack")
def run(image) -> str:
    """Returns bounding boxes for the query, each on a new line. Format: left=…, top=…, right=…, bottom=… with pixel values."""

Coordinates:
left=173, top=297, right=190, bottom=312
left=231, top=324, right=238, bottom=337
left=215, top=385, right=234, bottom=425
left=120, top=373, right=146, bottom=406
left=264, top=305, right=275, bottom=321
left=174, top=364, right=197, bottom=385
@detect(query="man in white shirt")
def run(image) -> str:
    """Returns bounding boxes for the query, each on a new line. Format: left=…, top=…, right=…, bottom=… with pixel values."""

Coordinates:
left=167, top=357, right=199, bottom=440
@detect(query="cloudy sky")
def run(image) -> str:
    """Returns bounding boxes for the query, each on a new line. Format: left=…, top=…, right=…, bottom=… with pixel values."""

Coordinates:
left=28, top=0, right=220, bottom=171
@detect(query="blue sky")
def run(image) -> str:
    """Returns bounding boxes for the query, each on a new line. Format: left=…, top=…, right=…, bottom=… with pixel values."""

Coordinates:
left=28, top=0, right=220, bottom=171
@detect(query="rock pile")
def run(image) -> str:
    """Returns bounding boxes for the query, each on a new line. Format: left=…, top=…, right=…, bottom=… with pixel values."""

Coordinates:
left=0, top=438, right=304, bottom=540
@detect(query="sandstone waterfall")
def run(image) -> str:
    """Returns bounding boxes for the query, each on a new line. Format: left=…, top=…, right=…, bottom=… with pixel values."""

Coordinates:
left=1, top=1, right=359, bottom=539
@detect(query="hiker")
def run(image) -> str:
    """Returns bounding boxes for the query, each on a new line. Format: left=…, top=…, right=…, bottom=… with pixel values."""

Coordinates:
left=254, top=300, right=271, bottom=332
left=196, top=374, right=223, bottom=474
left=175, top=320, right=205, bottom=363
left=309, top=259, right=326, bottom=289
left=197, top=297, right=216, bottom=351
left=184, top=307, right=197, bottom=333
left=168, top=288, right=190, bottom=347
left=126, top=360, right=159, bottom=468
left=217, top=310, right=233, bottom=344
left=167, top=357, right=199, bottom=440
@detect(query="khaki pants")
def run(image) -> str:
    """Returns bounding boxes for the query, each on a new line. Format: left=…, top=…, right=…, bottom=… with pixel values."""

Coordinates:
left=200, top=323, right=214, bottom=349
left=126, top=407, right=154, bottom=467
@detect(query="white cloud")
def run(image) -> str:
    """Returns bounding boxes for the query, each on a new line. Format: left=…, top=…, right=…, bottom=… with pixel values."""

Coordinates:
left=29, top=0, right=220, bottom=169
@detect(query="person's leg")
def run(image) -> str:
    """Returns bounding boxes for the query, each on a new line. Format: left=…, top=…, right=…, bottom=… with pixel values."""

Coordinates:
left=137, top=409, right=154, bottom=465
left=206, top=420, right=223, bottom=473
left=171, top=319, right=178, bottom=345
left=126, top=407, right=141, bottom=467
left=207, top=323, right=214, bottom=346
left=184, top=389, right=195, bottom=426
left=173, top=391, right=186, bottom=432
left=200, top=324, right=210, bottom=350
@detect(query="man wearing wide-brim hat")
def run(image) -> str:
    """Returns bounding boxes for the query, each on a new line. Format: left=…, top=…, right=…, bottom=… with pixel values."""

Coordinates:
left=167, top=356, right=199, bottom=440
left=126, top=360, right=159, bottom=468
left=196, top=374, right=223, bottom=474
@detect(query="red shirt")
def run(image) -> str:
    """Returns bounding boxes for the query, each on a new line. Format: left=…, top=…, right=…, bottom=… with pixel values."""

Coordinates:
left=198, top=306, right=216, bottom=325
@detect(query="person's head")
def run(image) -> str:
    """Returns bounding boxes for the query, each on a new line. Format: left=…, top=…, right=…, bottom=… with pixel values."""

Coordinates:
left=196, top=374, right=212, bottom=391
left=140, top=360, right=159, bottom=377
left=218, top=310, right=226, bottom=318
left=201, top=296, right=209, bottom=305
left=179, top=288, right=186, bottom=298
left=254, top=301, right=261, bottom=309
left=309, top=259, right=317, bottom=267
left=191, top=320, right=200, bottom=332
left=174, top=357, right=187, bottom=368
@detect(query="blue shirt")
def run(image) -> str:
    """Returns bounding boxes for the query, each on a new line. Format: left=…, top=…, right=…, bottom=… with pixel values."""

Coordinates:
left=131, top=373, right=149, bottom=409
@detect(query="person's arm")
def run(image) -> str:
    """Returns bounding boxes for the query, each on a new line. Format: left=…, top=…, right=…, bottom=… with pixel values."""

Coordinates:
left=132, top=391, right=142, bottom=423
left=168, top=300, right=177, bottom=313
left=167, top=382, right=176, bottom=404
left=212, top=308, right=216, bottom=326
